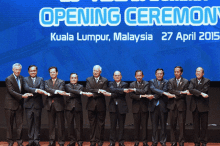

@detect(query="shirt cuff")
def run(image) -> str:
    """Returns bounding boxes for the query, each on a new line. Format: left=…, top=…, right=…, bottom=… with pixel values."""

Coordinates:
left=55, top=90, right=58, bottom=94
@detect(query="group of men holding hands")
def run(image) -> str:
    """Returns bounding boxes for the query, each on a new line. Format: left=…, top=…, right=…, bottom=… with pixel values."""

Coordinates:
left=5, top=63, right=210, bottom=146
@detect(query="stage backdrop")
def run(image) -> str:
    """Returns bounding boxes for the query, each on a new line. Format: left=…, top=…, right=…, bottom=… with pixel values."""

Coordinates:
left=1, top=0, right=220, bottom=81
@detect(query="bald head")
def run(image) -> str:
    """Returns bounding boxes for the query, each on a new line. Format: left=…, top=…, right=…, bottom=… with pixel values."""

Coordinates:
left=113, top=71, right=122, bottom=82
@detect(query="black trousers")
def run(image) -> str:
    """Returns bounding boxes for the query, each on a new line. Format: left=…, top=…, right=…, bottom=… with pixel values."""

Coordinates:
left=88, top=109, right=106, bottom=145
left=192, top=108, right=208, bottom=144
left=150, top=106, right=168, bottom=145
left=25, top=108, right=42, bottom=144
left=65, top=109, right=83, bottom=144
left=133, top=110, right=149, bottom=144
left=109, top=105, right=126, bottom=144
left=5, top=105, right=23, bottom=144
left=169, top=106, right=186, bottom=145
left=47, top=104, right=65, bottom=144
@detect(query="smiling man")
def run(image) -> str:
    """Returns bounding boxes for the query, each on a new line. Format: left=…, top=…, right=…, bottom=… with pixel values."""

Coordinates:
left=167, top=66, right=189, bottom=146
left=23, top=65, right=49, bottom=146
left=107, top=71, right=130, bottom=146
left=188, top=67, right=210, bottom=146
left=86, top=65, right=108, bottom=146
left=5, top=63, right=33, bottom=146
left=149, top=68, right=175, bottom=146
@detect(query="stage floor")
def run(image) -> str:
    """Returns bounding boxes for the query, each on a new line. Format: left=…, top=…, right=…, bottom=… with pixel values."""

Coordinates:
left=0, top=142, right=220, bottom=146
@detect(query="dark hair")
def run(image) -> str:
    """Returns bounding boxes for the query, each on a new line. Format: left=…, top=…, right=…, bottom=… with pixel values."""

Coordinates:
left=70, top=73, right=78, bottom=78
left=135, top=70, right=144, bottom=76
left=48, top=66, right=58, bottom=72
left=155, top=68, right=164, bottom=75
left=174, top=66, right=183, bottom=73
left=28, top=65, right=38, bottom=71
left=113, top=71, right=121, bottom=76
left=196, top=67, right=204, bottom=73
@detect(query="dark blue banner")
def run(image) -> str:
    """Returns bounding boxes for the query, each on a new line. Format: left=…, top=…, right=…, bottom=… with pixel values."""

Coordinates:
left=0, top=0, right=219, bottom=81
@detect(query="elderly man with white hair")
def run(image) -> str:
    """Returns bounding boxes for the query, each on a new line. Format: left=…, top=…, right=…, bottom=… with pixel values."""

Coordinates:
left=5, top=63, right=33, bottom=146
left=86, top=65, right=108, bottom=146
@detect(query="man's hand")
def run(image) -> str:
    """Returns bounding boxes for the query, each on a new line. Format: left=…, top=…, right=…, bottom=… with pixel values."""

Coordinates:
left=124, top=89, right=130, bottom=93
left=128, top=88, right=136, bottom=92
left=22, top=93, right=33, bottom=98
left=57, top=90, right=66, bottom=95
left=83, top=92, right=94, bottom=97
left=180, top=90, right=188, bottom=94
left=201, top=93, right=209, bottom=98
left=103, top=92, right=111, bottom=96
left=65, top=93, right=71, bottom=96
left=163, top=92, right=176, bottom=98
left=186, top=90, right=193, bottom=95
left=98, top=89, right=106, bottom=94
left=147, top=95, right=154, bottom=100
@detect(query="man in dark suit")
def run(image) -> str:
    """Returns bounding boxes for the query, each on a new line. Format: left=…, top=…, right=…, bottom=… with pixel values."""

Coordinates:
left=5, top=63, right=33, bottom=146
left=45, top=66, right=69, bottom=146
left=149, top=68, right=174, bottom=146
left=106, top=71, right=130, bottom=146
left=23, top=65, right=49, bottom=146
left=129, top=70, right=153, bottom=146
left=65, top=73, right=93, bottom=146
left=86, top=65, right=108, bottom=146
left=167, top=66, right=189, bottom=146
left=188, top=67, right=210, bottom=146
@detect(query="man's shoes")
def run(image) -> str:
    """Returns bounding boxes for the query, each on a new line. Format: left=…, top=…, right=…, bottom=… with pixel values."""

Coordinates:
left=48, top=141, right=55, bottom=146
left=201, top=143, right=207, bottom=146
left=194, top=143, right=200, bottom=146
left=90, top=143, right=96, bottom=146
left=34, top=142, right=40, bottom=146
left=98, top=143, right=103, bottom=146
left=59, top=145, right=64, bottom=146
left=160, top=143, right=166, bottom=146
left=119, top=143, right=125, bottom=146
left=134, top=142, right=139, bottom=146
left=8, top=142, right=14, bottom=146
left=171, top=143, right=177, bottom=146
left=143, top=143, right=149, bottom=146
left=109, top=143, right=115, bottom=146
left=78, top=142, right=83, bottom=146
left=179, top=143, right=184, bottom=146
left=68, top=143, right=75, bottom=146
left=26, top=143, right=34, bottom=146
left=151, top=143, right=157, bottom=146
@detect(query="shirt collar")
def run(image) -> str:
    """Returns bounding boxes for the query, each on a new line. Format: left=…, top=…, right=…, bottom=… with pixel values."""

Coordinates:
left=13, top=73, right=19, bottom=79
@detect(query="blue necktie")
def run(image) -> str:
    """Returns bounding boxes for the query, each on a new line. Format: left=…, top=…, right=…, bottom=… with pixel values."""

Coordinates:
left=156, top=81, right=160, bottom=106
left=16, top=77, right=21, bottom=91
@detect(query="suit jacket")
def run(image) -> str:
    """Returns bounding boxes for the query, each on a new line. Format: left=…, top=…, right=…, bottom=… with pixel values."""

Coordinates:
left=129, top=80, right=150, bottom=113
left=23, top=76, right=44, bottom=109
left=149, top=78, right=169, bottom=113
left=167, top=77, right=189, bottom=111
left=108, top=81, right=129, bottom=114
left=188, top=77, right=210, bottom=112
left=45, top=78, right=65, bottom=111
left=5, top=74, right=24, bottom=110
left=86, top=76, right=108, bottom=111
left=65, top=83, right=83, bottom=111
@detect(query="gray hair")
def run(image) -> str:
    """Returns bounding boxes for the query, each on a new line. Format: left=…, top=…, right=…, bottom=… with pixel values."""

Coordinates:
left=12, top=63, right=22, bottom=69
left=93, top=65, right=102, bottom=72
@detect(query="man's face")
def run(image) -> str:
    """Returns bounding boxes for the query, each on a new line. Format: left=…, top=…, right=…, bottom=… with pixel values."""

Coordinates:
left=49, top=68, right=58, bottom=79
left=93, top=67, right=101, bottom=78
left=174, top=67, right=182, bottom=79
left=113, top=71, right=122, bottom=82
left=135, top=71, right=144, bottom=82
left=70, top=74, right=78, bottom=84
left=28, top=66, right=37, bottom=78
left=155, top=70, right=164, bottom=81
left=13, top=66, right=21, bottom=77
left=196, top=68, right=204, bottom=80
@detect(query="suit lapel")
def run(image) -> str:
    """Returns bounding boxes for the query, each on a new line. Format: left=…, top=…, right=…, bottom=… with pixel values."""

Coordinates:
left=28, top=76, right=34, bottom=87
left=158, top=79, right=164, bottom=89
left=11, top=74, right=20, bottom=92
left=174, top=78, right=178, bottom=89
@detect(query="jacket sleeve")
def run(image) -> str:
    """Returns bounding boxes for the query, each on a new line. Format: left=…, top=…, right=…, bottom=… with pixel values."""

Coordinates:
left=189, top=79, right=210, bottom=97
left=65, top=84, right=83, bottom=97
left=24, top=78, right=45, bottom=93
left=149, top=80, right=166, bottom=99
left=6, top=77, right=23, bottom=101
left=130, top=82, right=149, bottom=100
left=109, top=82, right=128, bottom=98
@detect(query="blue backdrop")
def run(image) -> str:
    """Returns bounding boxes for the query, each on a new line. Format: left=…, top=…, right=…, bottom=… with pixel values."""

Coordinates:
left=0, top=0, right=220, bottom=81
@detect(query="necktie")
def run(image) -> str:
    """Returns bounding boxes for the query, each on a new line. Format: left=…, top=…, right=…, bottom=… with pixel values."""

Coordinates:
left=96, top=78, right=98, bottom=83
left=198, top=80, right=201, bottom=84
left=177, top=79, right=180, bottom=87
left=53, top=80, right=55, bottom=85
left=32, top=78, right=36, bottom=85
left=16, top=77, right=21, bottom=91
left=156, top=81, right=160, bottom=106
